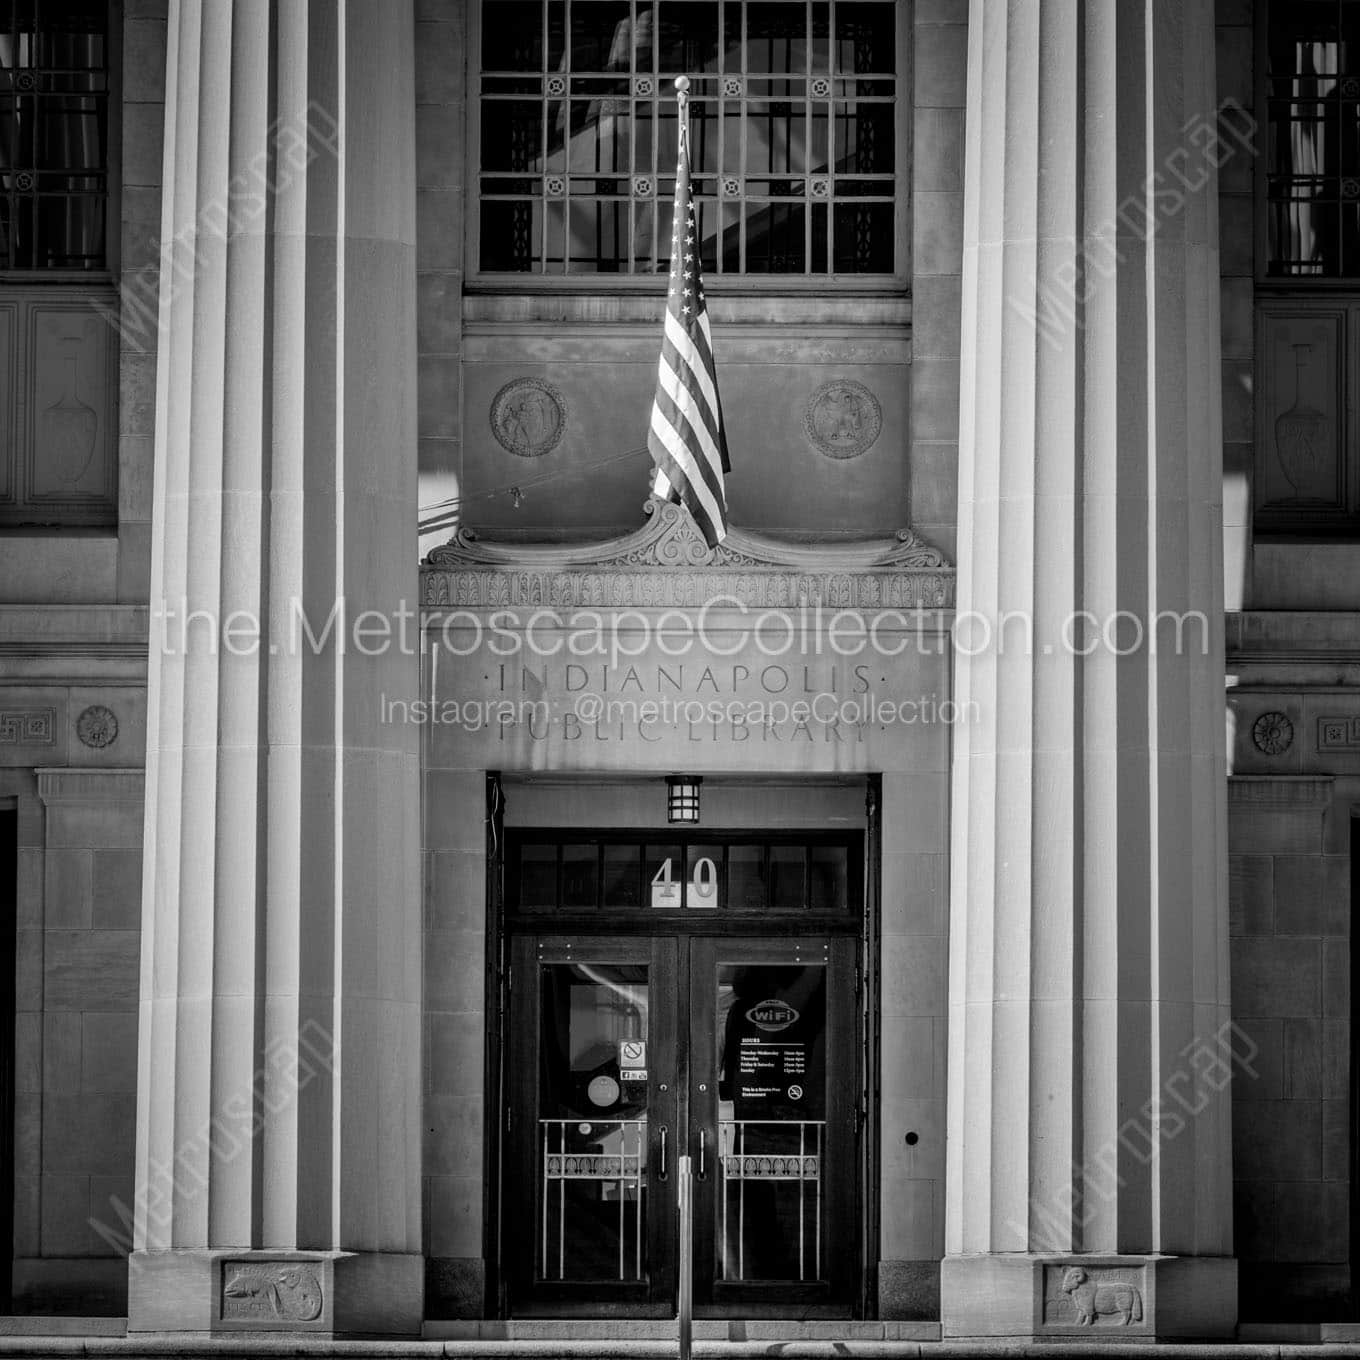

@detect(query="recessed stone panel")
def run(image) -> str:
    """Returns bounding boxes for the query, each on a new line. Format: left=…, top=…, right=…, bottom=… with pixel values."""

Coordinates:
left=1041, top=1262, right=1148, bottom=1332
left=459, top=330, right=911, bottom=537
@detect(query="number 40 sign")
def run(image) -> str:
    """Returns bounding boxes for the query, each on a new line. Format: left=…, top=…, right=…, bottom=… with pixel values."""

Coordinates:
left=650, top=857, right=718, bottom=910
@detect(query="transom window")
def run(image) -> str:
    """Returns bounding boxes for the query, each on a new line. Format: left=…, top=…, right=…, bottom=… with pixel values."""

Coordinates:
left=0, top=0, right=109, bottom=271
left=477, top=1, right=899, bottom=276
left=508, top=830, right=862, bottom=917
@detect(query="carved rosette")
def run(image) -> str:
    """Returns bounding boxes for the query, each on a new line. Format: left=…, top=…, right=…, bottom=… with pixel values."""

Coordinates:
left=805, top=379, right=882, bottom=458
left=490, top=377, right=567, bottom=458
left=1251, top=711, right=1293, bottom=757
left=76, top=704, right=118, bottom=749
left=222, top=1262, right=324, bottom=1323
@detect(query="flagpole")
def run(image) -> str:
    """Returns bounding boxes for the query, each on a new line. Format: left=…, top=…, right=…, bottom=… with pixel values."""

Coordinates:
left=675, top=73, right=689, bottom=155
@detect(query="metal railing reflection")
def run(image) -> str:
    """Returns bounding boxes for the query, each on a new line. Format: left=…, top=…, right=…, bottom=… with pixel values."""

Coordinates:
left=718, top=1119, right=824, bottom=1282
left=540, top=1118, right=647, bottom=1282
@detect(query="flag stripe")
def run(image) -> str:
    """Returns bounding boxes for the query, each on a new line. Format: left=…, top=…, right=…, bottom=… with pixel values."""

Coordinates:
left=644, top=113, right=730, bottom=548
left=649, top=404, right=724, bottom=535
left=652, top=372, right=725, bottom=509
left=655, top=351, right=724, bottom=480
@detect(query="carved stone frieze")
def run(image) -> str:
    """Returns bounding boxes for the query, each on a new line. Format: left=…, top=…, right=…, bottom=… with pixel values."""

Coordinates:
left=1318, top=715, right=1360, bottom=751
left=422, top=499, right=954, bottom=610
left=0, top=708, right=55, bottom=744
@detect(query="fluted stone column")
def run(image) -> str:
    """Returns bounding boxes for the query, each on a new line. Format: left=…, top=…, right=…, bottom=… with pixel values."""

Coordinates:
left=129, top=0, right=422, bottom=1334
left=944, top=0, right=1235, bottom=1340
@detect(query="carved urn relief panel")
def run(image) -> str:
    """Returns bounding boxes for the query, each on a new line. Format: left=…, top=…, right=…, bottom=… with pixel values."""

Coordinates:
left=1273, top=343, right=1330, bottom=499
left=0, top=303, right=13, bottom=507
left=0, top=289, right=117, bottom=526
left=1257, top=305, right=1356, bottom=532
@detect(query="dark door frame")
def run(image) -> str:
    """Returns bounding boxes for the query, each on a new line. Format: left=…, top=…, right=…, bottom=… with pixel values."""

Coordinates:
left=482, top=787, right=881, bottom=1320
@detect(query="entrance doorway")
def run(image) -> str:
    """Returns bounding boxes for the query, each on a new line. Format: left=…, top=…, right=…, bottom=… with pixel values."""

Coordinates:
left=498, top=830, right=864, bottom=1317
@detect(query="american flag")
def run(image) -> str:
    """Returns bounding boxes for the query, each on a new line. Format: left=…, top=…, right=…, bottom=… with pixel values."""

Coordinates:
left=648, top=110, right=730, bottom=548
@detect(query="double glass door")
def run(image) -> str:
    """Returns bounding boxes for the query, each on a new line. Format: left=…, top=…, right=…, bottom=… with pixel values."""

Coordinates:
left=504, top=933, right=858, bottom=1315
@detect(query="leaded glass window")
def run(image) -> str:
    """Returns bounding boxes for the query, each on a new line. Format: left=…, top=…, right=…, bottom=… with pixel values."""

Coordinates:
left=477, top=0, right=899, bottom=275
left=0, top=1, right=109, bottom=271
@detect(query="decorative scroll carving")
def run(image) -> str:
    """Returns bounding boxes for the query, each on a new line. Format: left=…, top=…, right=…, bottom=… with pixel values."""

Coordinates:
left=1252, top=711, right=1294, bottom=756
left=1318, top=716, right=1360, bottom=750
left=76, top=705, right=118, bottom=749
left=222, top=1262, right=323, bottom=1322
left=805, top=379, right=882, bottom=458
left=422, top=499, right=954, bottom=609
left=0, top=709, right=55, bottom=744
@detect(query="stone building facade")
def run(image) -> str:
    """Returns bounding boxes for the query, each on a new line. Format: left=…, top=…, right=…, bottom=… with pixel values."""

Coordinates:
left=0, top=0, right=1354, bottom=1342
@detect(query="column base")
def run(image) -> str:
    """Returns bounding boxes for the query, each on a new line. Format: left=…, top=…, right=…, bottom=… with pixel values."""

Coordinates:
left=941, top=1253, right=1236, bottom=1341
left=127, top=1249, right=424, bottom=1335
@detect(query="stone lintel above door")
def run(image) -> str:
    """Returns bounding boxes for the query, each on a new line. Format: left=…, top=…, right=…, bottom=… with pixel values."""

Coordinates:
left=421, top=499, right=956, bottom=611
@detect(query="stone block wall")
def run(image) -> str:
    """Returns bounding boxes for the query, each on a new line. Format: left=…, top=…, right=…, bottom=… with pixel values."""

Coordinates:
left=422, top=768, right=488, bottom=1318
left=910, top=0, right=966, bottom=566
left=415, top=0, right=465, bottom=559
left=877, top=770, right=949, bottom=1320
left=1229, top=776, right=1352, bottom=1320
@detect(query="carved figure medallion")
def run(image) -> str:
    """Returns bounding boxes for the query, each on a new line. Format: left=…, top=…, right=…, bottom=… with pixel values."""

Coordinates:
left=805, top=380, right=882, bottom=458
left=491, top=378, right=566, bottom=458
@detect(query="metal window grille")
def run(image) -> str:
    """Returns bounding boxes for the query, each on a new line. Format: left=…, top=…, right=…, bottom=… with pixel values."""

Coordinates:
left=1266, top=0, right=1360, bottom=276
left=0, top=0, right=110, bottom=271
left=478, top=0, right=897, bottom=275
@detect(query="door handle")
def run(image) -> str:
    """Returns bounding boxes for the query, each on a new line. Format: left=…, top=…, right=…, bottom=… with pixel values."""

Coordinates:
left=658, top=1123, right=668, bottom=1181
left=698, top=1127, right=706, bottom=1180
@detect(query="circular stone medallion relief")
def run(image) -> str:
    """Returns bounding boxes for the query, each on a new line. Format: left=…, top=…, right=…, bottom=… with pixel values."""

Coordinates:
left=1252, top=710, right=1294, bottom=756
left=491, top=378, right=567, bottom=458
left=805, top=379, right=882, bottom=458
left=76, top=705, right=119, bottom=749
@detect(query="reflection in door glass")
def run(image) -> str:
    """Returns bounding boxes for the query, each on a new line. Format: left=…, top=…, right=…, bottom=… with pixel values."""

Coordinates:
left=715, top=963, right=826, bottom=1282
left=539, top=964, right=649, bottom=1282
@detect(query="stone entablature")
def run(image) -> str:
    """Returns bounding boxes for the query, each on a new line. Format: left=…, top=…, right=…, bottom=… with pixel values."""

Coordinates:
left=421, top=499, right=956, bottom=611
